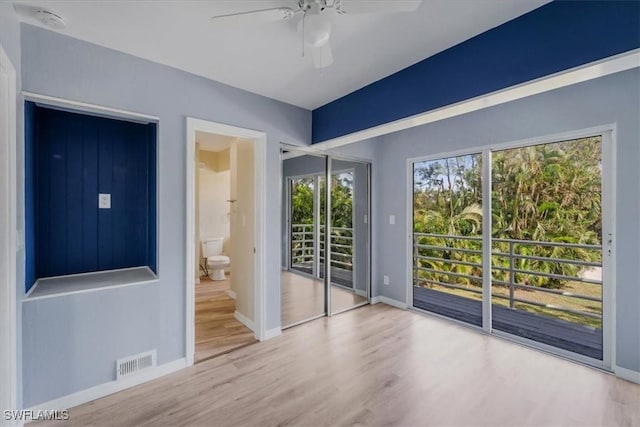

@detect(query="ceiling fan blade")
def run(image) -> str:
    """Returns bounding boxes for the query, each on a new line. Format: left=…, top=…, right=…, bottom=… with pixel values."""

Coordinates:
left=337, top=0, right=422, bottom=14
left=211, top=7, right=299, bottom=24
left=312, top=42, right=333, bottom=69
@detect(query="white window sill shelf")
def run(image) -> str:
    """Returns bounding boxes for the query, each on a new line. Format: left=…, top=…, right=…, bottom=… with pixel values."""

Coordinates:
left=24, top=267, right=158, bottom=301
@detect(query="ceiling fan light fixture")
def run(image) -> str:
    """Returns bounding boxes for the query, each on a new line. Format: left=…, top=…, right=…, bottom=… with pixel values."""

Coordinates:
left=300, top=13, right=331, bottom=47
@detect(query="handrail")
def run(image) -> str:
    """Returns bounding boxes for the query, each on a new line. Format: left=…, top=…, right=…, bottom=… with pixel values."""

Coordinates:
left=413, top=232, right=602, bottom=321
left=291, top=224, right=354, bottom=271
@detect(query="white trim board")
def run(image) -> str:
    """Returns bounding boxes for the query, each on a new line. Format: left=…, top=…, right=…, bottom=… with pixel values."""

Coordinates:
left=0, top=42, right=18, bottom=420
left=234, top=310, right=255, bottom=335
left=263, top=328, right=282, bottom=341
left=27, top=358, right=186, bottom=412
left=614, top=366, right=640, bottom=385
left=22, top=91, right=159, bottom=123
left=371, top=295, right=407, bottom=309
left=185, top=117, right=268, bottom=367
left=24, top=267, right=159, bottom=301
left=312, top=49, right=640, bottom=150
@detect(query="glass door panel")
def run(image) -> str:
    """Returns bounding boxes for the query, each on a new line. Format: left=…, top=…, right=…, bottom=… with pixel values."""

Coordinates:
left=330, top=160, right=369, bottom=315
left=281, top=153, right=327, bottom=328
left=490, top=137, right=603, bottom=360
left=412, top=153, right=483, bottom=326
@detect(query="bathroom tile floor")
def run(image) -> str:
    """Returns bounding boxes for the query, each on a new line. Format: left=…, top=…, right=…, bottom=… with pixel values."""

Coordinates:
left=195, top=275, right=257, bottom=363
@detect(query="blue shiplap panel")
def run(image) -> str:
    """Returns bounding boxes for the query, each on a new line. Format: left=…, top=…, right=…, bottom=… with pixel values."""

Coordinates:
left=147, top=124, right=157, bottom=274
left=111, top=121, right=128, bottom=269
left=47, top=110, right=68, bottom=277
left=128, top=124, right=148, bottom=267
left=311, top=0, right=640, bottom=143
left=97, top=117, right=114, bottom=271
left=81, top=116, right=99, bottom=272
left=30, top=106, right=157, bottom=281
left=36, top=108, right=51, bottom=279
left=24, top=102, right=37, bottom=292
left=65, top=113, right=84, bottom=274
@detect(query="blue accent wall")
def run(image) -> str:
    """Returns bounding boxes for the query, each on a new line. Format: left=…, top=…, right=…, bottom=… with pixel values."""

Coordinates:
left=25, top=102, right=36, bottom=291
left=25, top=103, right=157, bottom=290
left=312, top=0, right=640, bottom=143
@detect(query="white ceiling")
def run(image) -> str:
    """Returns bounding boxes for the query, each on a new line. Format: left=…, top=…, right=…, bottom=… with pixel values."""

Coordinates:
left=14, top=0, right=550, bottom=110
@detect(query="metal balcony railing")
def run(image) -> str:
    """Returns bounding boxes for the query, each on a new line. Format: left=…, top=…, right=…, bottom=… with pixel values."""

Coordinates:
left=291, top=224, right=353, bottom=271
left=413, top=232, right=602, bottom=321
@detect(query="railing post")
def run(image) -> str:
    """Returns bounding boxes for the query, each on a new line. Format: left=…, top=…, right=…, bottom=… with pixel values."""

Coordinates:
left=509, top=241, right=515, bottom=309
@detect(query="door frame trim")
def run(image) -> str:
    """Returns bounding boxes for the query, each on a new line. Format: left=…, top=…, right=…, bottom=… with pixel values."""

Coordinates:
left=0, top=42, right=18, bottom=418
left=185, top=117, right=268, bottom=366
left=405, top=124, right=616, bottom=369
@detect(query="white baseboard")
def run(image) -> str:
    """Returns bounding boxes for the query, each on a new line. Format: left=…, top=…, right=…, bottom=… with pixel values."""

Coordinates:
left=226, top=290, right=236, bottom=299
left=234, top=310, right=255, bottom=332
left=263, top=327, right=282, bottom=341
left=371, top=295, right=408, bottom=309
left=27, top=358, right=186, bottom=412
left=614, top=366, right=640, bottom=384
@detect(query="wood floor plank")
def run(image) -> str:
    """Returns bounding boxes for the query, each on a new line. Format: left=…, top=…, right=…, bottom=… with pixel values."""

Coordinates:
left=281, top=271, right=367, bottom=327
left=194, top=275, right=257, bottom=363
left=39, top=304, right=639, bottom=427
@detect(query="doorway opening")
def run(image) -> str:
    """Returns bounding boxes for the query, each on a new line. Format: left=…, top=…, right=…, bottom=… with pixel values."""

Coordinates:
left=186, top=118, right=267, bottom=366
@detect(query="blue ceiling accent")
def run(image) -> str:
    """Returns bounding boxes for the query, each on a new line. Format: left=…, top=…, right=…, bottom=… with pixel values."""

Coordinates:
left=312, top=1, right=640, bottom=144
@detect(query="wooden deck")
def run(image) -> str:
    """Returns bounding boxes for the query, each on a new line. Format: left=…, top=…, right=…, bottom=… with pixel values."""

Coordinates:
left=413, top=286, right=603, bottom=360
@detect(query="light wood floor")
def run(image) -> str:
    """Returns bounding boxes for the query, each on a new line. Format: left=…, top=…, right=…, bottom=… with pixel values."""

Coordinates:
left=195, top=275, right=256, bottom=363
left=42, top=304, right=639, bottom=426
left=281, top=270, right=367, bottom=327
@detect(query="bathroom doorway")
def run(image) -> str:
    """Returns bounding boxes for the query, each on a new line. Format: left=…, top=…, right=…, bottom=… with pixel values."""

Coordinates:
left=185, top=118, right=267, bottom=366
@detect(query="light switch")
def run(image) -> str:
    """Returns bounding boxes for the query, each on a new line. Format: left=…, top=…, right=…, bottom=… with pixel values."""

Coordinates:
left=364, top=214, right=368, bottom=224
left=389, top=215, right=395, bottom=225
left=99, top=193, right=111, bottom=209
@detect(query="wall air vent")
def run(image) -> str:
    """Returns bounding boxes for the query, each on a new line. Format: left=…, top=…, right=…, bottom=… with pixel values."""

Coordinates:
left=116, top=350, right=157, bottom=380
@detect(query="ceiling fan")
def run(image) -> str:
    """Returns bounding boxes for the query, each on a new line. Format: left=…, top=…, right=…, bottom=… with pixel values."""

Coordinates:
left=211, top=0, right=423, bottom=69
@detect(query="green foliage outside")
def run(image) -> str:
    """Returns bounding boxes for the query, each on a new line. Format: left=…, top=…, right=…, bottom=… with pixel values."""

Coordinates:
left=413, top=137, right=603, bottom=326
left=290, top=173, right=354, bottom=270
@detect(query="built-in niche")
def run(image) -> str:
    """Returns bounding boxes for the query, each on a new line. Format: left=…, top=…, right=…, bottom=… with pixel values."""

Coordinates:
left=25, top=102, right=157, bottom=293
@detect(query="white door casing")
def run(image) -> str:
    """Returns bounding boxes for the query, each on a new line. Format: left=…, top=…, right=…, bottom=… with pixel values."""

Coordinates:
left=0, top=43, right=18, bottom=418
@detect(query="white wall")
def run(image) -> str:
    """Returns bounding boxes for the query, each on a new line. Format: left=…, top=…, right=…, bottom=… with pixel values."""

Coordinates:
left=20, top=24, right=310, bottom=407
left=199, top=165, right=231, bottom=247
left=230, top=139, right=255, bottom=321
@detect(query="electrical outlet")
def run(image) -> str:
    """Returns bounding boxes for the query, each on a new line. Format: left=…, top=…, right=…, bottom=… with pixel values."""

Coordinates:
left=99, top=193, right=111, bottom=209
left=389, top=215, right=395, bottom=225
left=383, top=275, right=390, bottom=285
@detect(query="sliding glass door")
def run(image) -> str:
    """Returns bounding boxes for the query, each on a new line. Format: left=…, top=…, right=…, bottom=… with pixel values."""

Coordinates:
left=411, top=132, right=610, bottom=365
left=412, top=153, right=483, bottom=326
left=490, top=137, right=604, bottom=360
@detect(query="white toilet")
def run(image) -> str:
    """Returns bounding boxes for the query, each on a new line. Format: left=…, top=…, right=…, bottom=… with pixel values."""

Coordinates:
left=201, top=237, right=230, bottom=281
